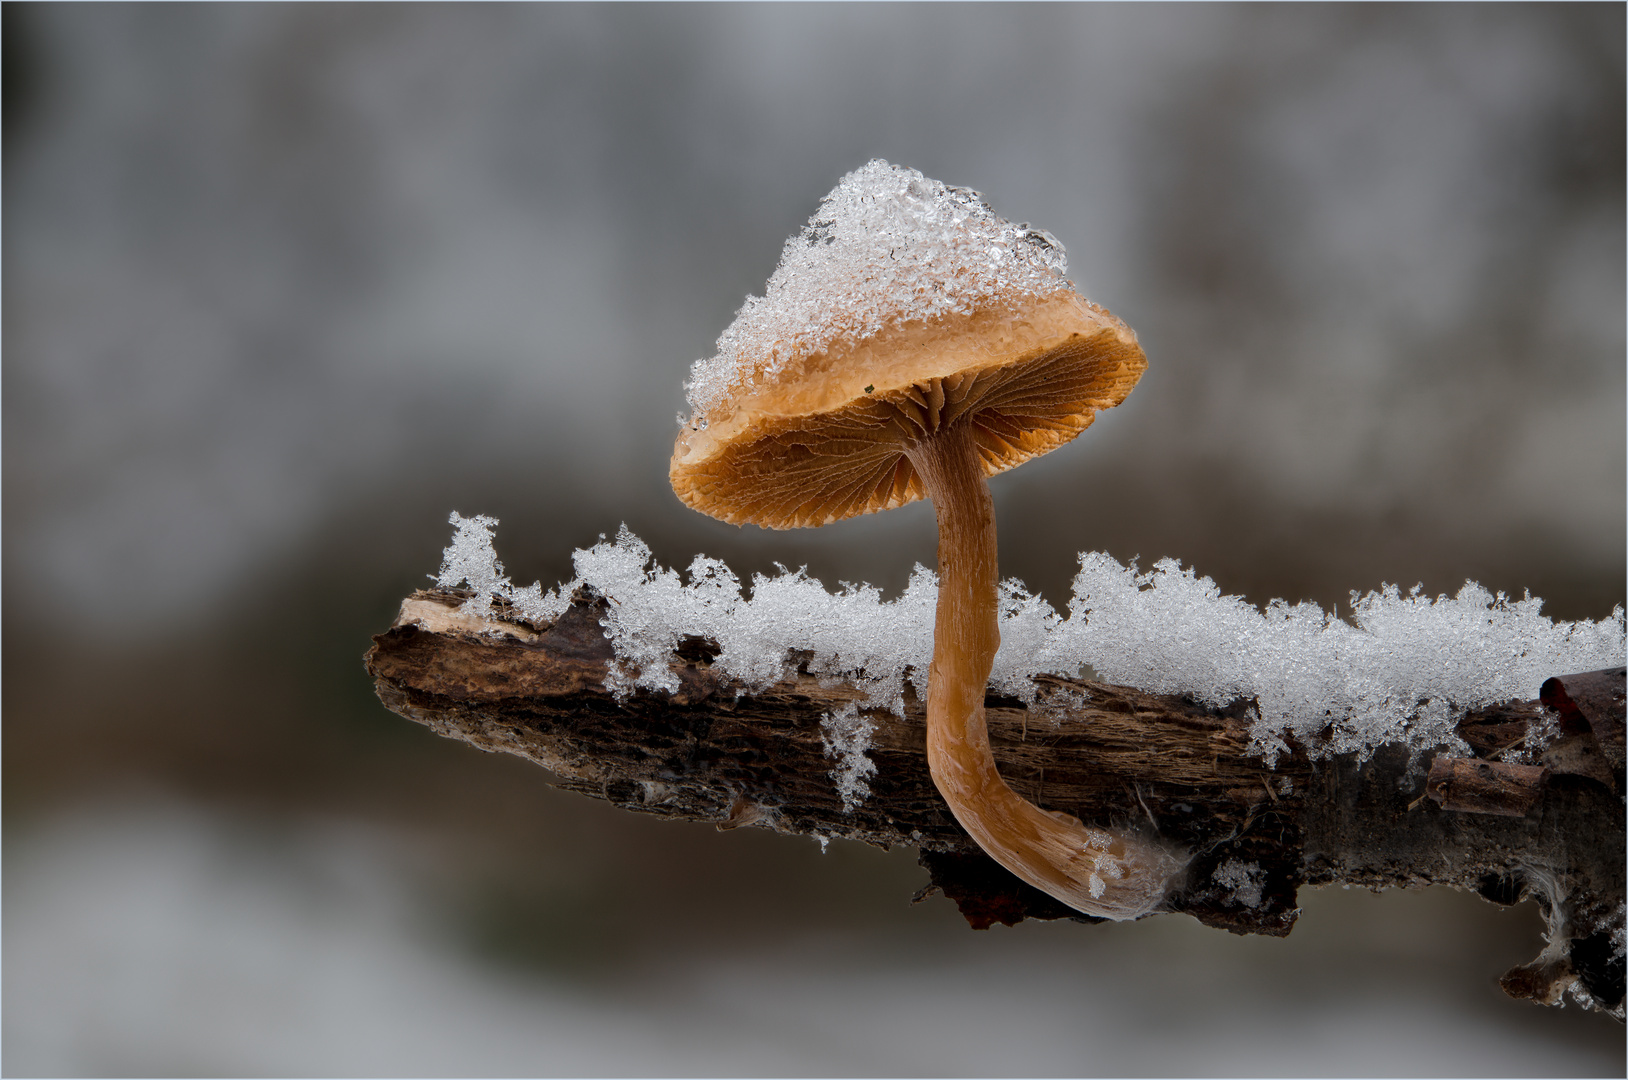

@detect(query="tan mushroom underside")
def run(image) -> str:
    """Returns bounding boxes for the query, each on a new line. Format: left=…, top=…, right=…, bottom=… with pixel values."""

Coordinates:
left=669, top=287, right=1180, bottom=921
left=671, top=294, right=1146, bottom=530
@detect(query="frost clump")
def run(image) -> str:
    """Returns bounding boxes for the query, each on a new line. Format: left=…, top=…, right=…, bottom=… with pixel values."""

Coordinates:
left=435, top=513, right=511, bottom=616
left=434, top=512, right=575, bottom=626
left=684, top=159, right=1071, bottom=418
left=435, top=516, right=938, bottom=717
left=1212, top=859, right=1266, bottom=909
left=1051, top=554, right=1624, bottom=765
left=433, top=517, right=1626, bottom=773
left=821, top=704, right=879, bottom=814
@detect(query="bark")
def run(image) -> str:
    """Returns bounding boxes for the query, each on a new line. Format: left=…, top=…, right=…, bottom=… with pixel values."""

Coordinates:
left=365, top=586, right=1625, bottom=1017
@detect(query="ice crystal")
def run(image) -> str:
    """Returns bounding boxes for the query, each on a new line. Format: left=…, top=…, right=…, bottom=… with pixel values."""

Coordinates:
left=1051, top=554, right=1624, bottom=765
left=434, top=512, right=511, bottom=618
left=1504, top=707, right=1561, bottom=765
left=434, top=512, right=574, bottom=627
left=1083, top=837, right=1130, bottom=901
left=431, top=517, right=1626, bottom=767
left=1212, top=859, right=1266, bottom=909
left=821, top=704, right=879, bottom=813
left=684, top=160, right=1072, bottom=418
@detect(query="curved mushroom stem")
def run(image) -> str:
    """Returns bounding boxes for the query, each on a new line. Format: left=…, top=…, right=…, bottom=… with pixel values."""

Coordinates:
left=905, top=422, right=1183, bottom=921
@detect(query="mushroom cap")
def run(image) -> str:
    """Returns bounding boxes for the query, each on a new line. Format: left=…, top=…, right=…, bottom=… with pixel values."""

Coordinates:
left=670, top=160, right=1147, bottom=529
left=671, top=294, right=1145, bottom=528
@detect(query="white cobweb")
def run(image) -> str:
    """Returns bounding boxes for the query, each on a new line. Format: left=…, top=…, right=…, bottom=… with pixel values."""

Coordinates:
left=432, top=513, right=1625, bottom=804
left=683, top=159, right=1072, bottom=419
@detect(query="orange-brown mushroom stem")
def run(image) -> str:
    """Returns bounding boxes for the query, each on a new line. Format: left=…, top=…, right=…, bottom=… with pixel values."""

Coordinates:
left=905, top=421, right=1182, bottom=921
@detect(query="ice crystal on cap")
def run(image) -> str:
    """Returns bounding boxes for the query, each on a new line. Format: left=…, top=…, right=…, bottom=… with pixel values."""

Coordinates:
left=684, top=160, right=1072, bottom=419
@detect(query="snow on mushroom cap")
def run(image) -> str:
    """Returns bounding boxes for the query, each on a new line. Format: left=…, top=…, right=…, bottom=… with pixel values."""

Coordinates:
left=683, top=160, right=1072, bottom=420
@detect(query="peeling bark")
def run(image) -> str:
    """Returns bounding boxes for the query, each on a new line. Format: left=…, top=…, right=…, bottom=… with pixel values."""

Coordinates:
left=366, top=587, right=1625, bottom=1017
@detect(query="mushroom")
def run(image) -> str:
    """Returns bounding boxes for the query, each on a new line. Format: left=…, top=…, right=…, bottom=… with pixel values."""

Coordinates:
left=671, top=161, right=1185, bottom=920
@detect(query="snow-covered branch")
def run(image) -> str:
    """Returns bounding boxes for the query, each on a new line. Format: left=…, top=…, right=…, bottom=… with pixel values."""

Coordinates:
left=368, top=517, right=1624, bottom=1015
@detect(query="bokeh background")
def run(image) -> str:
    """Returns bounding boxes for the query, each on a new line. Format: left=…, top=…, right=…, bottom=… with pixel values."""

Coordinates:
left=5, top=4, right=1624, bottom=1076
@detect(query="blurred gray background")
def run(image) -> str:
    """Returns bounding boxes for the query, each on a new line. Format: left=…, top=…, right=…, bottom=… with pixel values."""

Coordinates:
left=4, top=4, right=1623, bottom=1076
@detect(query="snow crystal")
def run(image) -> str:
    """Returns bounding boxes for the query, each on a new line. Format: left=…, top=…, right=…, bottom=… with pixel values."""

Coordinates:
left=1212, top=859, right=1266, bottom=909
left=1082, top=838, right=1133, bottom=901
left=435, top=512, right=511, bottom=618
left=821, top=704, right=879, bottom=813
left=434, top=512, right=573, bottom=627
left=684, top=160, right=1071, bottom=419
left=1503, top=707, right=1560, bottom=766
left=436, top=518, right=938, bottom=710
left=432, top=517, right=1625, bottom=767
left=1052, top=554, right=1624, bottom=765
